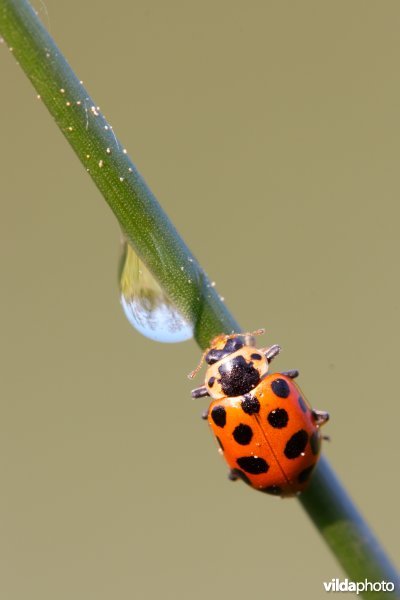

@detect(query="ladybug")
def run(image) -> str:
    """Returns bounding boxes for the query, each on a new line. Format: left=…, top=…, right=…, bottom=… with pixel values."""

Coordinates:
left=189, top=329, right=329, bottom=497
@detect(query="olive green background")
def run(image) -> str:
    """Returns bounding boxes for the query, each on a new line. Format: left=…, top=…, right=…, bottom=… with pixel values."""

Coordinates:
left=1, top=2, right=399, bottom=599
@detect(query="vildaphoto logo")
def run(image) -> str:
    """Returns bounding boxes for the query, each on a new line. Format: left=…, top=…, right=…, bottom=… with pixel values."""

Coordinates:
left=323, top=578, right=396, bottom=594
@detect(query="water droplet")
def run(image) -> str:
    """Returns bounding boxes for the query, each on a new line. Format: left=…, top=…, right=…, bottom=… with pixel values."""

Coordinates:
left=120, top=242, right=193, bottom=343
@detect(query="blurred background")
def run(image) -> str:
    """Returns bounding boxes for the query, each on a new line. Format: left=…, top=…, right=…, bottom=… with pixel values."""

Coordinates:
left=1, top=1, right=399, bottom=598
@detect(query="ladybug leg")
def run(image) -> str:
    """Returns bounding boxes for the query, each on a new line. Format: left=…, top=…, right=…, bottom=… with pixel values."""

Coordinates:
left=312, top=409, right=330, bottom=426
left=201, top=409, right=209, bottom=420
left=281, top=369, right=299, bottom=379
left=228, top=469, right=251, bottom=486
left=191, top=386, right=210, bottom=399
left=261, top=344, right=281, bottom=363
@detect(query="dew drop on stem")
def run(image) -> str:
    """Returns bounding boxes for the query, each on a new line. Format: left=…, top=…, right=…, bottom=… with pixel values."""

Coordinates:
left=119, top=242, right=193, bottom=343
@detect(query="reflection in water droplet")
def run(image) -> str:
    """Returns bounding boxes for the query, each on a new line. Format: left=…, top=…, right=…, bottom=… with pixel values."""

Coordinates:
left=120, top=242, right=193, bottom=343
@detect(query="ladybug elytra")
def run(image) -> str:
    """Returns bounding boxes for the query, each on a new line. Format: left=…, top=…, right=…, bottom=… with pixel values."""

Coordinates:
left=190, top=330, right=329, bottom=497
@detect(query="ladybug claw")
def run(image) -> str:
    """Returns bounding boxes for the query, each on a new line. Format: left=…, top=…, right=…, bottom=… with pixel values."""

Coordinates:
left=262, top=344, right=281, bottom=363
left=191, top=386, right=210, bottom=399
left=281, top=369, right=299, bottom=379
left=201, top=410, right=209, bottom=420
left=312, top=409, right=330, bottom=427
left=228, top=470, right=239, bottom=481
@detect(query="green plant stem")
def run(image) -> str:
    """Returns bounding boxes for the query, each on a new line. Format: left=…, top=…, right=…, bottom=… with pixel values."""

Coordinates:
left=0, top=1, right=398, bottom=597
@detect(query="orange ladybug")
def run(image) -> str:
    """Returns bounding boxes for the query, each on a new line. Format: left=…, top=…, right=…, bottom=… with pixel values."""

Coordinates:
left=189, top=330, right=329, bottom=497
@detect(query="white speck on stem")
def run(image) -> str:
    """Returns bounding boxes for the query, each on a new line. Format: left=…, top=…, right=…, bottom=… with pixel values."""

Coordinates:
left=119, top=177, right=124, bottom=182
left=60, top=88, right=65, bottom=93
left=128, top=167, right=133, bottom=172
left=83, top=99, right=89, bottom=130
left=106, top=147, right=111, bottom=155
left=37, top=94, right=41, bottom=100
left=76, top=100, right=81, bottom=105
left=211, top=281, right=216, bottom=287
left=99, top=160, right=104, bottom=168
left=86, top=154, right=90, bottom=159
left=68, top=126, right=73, bottom=131
left=90, top=106, right=99, bottom=116
left=123, top=149, right=127, bottom=154
left=104, top=125, right=109, bottom=130
left=66, top=101, right=71, bottom=106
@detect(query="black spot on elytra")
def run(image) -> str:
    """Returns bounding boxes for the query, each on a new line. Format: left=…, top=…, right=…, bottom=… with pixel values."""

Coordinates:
left=233, top=424, right=253, bottom=445
left=262, top=485, right=283, bottom=496
left=284, top=429, right=308, bottom=459
left=298, top=464, right=315, bottom=483
left=218, top=355, right=260, bottom=396
left=211, top=405, right=226, bottom=428
left=236, top=456, right=269, bottom=474
left=215, top=436, right=224, bottom=451
left=298, top=395, right=307, bottom=413
left=271, top=378, right=291, bottom=398
left=241, top=394, right=260, bottom=415
left=229, top=468, right=251, bottom=486
left=267, top=408, right=289, bottom=429
left=251, top=353, right=262, bottom=360
left=208, top=376, right=215, bottom=388
left=310, top=431, right=321, bottom=455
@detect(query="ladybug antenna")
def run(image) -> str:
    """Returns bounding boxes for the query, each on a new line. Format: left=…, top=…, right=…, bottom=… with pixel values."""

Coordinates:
left=217, top=328, right=265, bottom=345
left=187, top=328, right=265, bottom=379
left=188, top=347, right=209, bottom=379
left=242, top=328, right=265, bottom=345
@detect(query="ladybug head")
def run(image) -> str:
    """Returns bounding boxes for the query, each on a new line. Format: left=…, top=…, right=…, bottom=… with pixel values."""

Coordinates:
left=201, top=332, right=270, bottom=399
left=205, top=335, right=245, bottom=365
